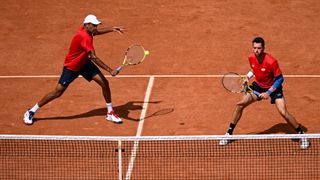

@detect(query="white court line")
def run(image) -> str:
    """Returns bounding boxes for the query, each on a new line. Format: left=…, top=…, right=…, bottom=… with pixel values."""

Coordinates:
left=1, top=74, right=320, bottom=78
left=0, top=75, right=61, bottom=78
left=135, top=76, right=155, bottom=137
left=125, top=76, right=155, bottom=180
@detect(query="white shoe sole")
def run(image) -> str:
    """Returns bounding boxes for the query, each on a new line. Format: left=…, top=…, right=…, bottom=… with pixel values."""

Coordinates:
left=219, top=133, right=231, bottom=146
left=106, top=116, right=122, bottom=124
left=23, top=111, right=33, bottom=125
left=219, top=139, right=229, bottom=146
left=300, top=138, right=310, bottom=149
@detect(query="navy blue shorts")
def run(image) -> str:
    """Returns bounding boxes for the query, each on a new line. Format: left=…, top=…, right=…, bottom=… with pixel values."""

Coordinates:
left=250, top=81, right=284, bottom=104
left=58, top=60, right=101, bottom=87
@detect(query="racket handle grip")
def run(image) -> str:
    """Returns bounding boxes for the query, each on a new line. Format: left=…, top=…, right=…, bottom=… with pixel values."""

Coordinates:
left=116, top=66, right=123, bottom=72
left=253, top=91, right=260, bottom=96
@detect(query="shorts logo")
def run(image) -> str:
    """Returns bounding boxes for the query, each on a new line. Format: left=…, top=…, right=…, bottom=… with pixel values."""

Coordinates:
left=261, top=68, right=266, bottom=71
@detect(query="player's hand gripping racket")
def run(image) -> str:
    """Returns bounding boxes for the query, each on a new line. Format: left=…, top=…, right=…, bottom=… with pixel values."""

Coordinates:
left=222, top=72, right=260, bottom=95
left=116, top=44, right=149, bottom=73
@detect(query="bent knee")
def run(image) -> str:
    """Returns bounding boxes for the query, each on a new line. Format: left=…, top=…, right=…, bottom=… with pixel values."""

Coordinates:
left=102, top=78, right=109, bottom=86
left=236, top=95, right=255, bottom=107
left=53, top=86, right=66, bottom=98
left=278, top=110, right=287, bottom=117
left=52, top=89, right=64, bottom=98
left=94, top=74, right=109, bottom=86
left=101, top=79, right=110, bottom=90
left=56, top=91, right=64, bottom=98
left=235, top=103, right=246, bottom=110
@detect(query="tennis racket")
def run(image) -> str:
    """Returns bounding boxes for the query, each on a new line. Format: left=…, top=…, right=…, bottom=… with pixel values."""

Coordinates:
left=222, top=72, right=260, bottom=95
left=116, top=44, right=149, bottom=72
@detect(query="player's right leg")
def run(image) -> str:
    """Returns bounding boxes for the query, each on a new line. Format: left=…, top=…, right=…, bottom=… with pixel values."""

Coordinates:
left=24, top=84, right=68, bottom=125
left=24, top=67, right=78, bottom=125
left=219, top=93, right=258, bottom=146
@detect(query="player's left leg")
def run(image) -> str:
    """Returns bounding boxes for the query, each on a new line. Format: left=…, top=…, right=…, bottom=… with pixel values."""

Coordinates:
left=80, top=60, right=122, bottom=124
left=274, top=98, right=302, bottom=132
left=91, top=73, right=122, bottom=124
left=275, top=98, right=309, bottom=149
left=92, top=73, right=112, bottom=103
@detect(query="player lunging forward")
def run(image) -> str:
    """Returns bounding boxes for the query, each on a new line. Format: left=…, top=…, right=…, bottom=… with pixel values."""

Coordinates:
left=24, top=14, right=125, bottom=124
left=219, top=37, right=309, bottom=149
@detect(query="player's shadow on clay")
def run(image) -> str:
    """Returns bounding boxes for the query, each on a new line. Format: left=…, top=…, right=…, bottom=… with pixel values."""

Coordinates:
left=250, top=123, right=308, bottom=134
left=33, top=101, right=174, bottom=122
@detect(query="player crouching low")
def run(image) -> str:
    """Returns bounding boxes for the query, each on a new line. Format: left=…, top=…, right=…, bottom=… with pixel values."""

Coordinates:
left=219, top=37, right=310, bottom=149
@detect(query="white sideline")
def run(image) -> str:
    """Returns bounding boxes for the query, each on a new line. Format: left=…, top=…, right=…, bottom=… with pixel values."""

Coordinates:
left=125, top=76, right=155, bottom=180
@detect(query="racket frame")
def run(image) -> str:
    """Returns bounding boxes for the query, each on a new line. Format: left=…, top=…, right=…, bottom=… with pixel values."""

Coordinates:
left=116, top=44, right=147, bottom=72
left=222, top=72, right=260, bottom=95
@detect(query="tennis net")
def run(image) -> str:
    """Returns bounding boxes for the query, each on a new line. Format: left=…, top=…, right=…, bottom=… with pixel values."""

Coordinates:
left=0, top=134, right=319, bottom=180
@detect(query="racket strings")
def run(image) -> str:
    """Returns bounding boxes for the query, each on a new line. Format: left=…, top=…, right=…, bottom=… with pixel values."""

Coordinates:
left=222, top=74, right=245, bottom=93
left=126, top=45, right=145, bottom=64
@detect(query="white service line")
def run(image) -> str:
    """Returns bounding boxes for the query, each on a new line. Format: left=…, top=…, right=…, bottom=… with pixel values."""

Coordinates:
left=125, top=76, right=155, bottom=180
left=1, top=74, right=320, bottom=78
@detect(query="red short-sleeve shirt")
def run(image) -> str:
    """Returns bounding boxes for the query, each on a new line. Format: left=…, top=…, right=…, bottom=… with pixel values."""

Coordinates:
left=248, top=52, right=282, bottom=88
left=63, top=27, right=94, bottom=72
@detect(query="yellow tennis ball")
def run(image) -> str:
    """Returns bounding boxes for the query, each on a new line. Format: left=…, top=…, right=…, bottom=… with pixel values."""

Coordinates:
left=144, top=50, right=150, bottom=56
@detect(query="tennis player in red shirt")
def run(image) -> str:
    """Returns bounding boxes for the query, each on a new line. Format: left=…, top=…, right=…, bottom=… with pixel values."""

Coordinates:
left=24, top=15, right=124, bottom=124
left=219, top=37, right=309, bottom=149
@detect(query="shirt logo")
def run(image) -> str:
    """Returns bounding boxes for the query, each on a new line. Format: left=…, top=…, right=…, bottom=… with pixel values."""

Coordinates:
left=261, top=68, right=266, bottom=71
left=251, top=65, right=255, bottom=68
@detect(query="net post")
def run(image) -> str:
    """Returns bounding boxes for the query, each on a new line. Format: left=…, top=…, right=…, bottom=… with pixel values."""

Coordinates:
left=118, top=140, right=123, bottom=180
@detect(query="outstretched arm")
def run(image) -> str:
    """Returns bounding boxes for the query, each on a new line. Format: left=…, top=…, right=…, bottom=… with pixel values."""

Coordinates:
left=88, top=50, right=119, bottom=76
left=94, top=26, right=125, bottom=35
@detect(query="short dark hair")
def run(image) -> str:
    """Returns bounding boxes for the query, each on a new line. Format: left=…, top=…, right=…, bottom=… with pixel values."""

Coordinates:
left=252, top=37, right=265, bottom=47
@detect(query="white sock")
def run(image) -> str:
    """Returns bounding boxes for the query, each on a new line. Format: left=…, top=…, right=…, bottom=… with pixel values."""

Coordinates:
left=30, top=104, right=40, bottom=113
left=106, top=103, right=113, bottom=113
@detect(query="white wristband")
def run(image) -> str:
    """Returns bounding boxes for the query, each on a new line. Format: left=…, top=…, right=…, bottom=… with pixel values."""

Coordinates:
left=246, top=71, right=254, bottom=79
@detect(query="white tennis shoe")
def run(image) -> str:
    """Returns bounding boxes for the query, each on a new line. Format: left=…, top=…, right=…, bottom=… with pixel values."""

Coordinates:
left=106, top=111, right=122, bottom=124
left=24, top=110, right=35, bottom=125
left=219, top=133, right=231, bottom=146
left=300, top=138, right=310, bottom=149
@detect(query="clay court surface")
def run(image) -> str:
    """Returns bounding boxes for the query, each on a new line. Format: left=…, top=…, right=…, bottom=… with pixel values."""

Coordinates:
left=1, top=1, right=320, bottom=179
left=0, top=0, right=319, bottom=135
